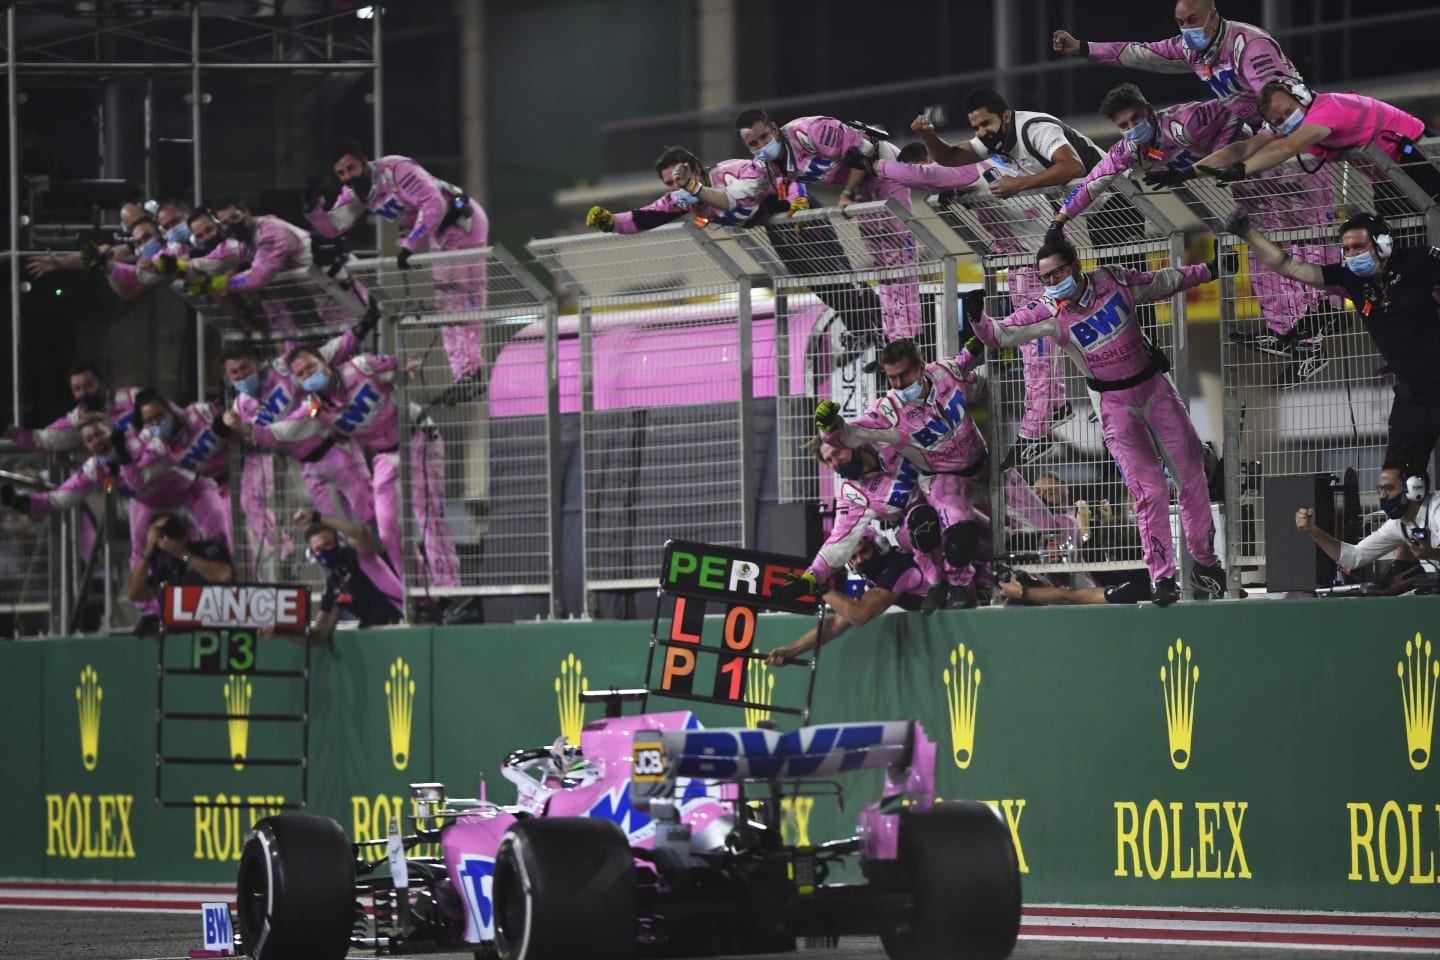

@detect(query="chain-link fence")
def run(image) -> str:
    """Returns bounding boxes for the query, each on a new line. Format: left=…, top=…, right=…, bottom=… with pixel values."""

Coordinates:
left=347, top=248, right=558, bottom=609
left=528, top=221, right=758, bottom=597
left=1158, top=147, right=1435, bottom=586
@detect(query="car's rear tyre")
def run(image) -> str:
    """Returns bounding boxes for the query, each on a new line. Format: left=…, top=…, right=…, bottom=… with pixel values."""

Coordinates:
left=493, top=817, right=634, bottom=960
left=881, top=802, right=1021, bottom=960
left=236, top=814, right=356, bottom=960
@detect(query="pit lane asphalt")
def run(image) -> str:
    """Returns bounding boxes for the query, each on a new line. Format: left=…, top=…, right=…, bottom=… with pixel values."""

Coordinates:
left=0, top=910, right=1417, bottom=960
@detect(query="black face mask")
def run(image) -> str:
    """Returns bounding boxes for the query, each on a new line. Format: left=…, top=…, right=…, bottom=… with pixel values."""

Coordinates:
left=979, top=116, right=1014, bottom=155
left=225, top=220, right=253, bottom=244
left=78, top=391, right=105, bottom=412
left=836, top=449, right=871, bottom=480
left=316, top=546, right=341, bottom=568
left=190, top=236, right=220, bottom=257
left=345, top=172, right=374, bottom=201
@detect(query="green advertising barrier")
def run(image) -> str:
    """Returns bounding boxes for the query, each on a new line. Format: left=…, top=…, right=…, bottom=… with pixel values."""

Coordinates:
left=3, top=598, right=1437, bottom=914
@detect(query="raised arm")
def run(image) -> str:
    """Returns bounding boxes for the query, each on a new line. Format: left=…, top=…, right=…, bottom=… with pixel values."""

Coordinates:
left=912, top=114, right=986, bottom=167
left=1223, top=210, right=1326, bottom=288
left=306, top=187, right=367, bottom=238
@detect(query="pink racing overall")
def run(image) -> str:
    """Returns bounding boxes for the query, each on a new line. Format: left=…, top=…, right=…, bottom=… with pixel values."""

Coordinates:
left=308, top=155, right=489, bottom=380
left=614, top=157, right=774, bottom=231
left=822, top=354, right=990, bottom=588
left=973, top=265, right=1219, bottom=582
left=1088, top=18, right=1335, bottom=333
left=759, top=116, right=920, bottom=339
left=252, top=353, right=460, bottom=590
left=806, top=449, right=946, bottom=590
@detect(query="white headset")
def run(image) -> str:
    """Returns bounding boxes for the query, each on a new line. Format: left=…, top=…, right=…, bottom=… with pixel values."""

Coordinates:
left=1285, top=78, right=1315, bottom=107
left=1404, top=468, right=1430, bottom=503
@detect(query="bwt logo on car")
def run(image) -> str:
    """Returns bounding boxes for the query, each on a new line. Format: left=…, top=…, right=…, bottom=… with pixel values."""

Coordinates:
left=676, top=724, right=889, bottom=778
left=457, top=855, right=495, bottom=941
left=336, top=383, right=382, bottom=433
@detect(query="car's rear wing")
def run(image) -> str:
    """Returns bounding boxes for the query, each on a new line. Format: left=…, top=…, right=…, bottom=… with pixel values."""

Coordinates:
left=629, top=720, right=915, bottom=810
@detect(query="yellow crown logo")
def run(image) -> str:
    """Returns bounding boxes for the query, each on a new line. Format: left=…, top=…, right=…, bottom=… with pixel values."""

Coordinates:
left=1398, top=634, right=1438, bottom=771
left=943, top=643, right=981, bottom=769
left=224, top=675, right=253, bottom=771
left=76, top=665, right=102, bottom=771
left=745, top=659, right=775, bottom=728
left=555, top=653, right=588, bottom=745
left=1161, top=638, right=1199, bottom=770
left=386, top=657, right=415, bottom=771
left=780, top=796, right=814, bottom=847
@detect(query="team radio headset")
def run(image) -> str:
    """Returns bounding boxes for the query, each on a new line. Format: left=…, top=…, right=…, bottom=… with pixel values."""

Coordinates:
left=1400, top=466, right=1431, bottom=549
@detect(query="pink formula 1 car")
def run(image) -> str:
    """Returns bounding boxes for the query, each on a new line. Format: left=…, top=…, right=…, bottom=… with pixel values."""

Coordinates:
left=236, top=695, right=1020, bottom=960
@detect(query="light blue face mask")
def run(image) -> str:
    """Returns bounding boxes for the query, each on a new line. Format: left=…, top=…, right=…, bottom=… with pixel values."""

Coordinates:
left=1344, top=251, right=1379, bottom=277
left=895, top=376, right=927, bottom=403
left=754, top=138, right=782, bottom=164
left=1275, top=107, right=1306, bottom=136
left=139, top=238, right=163, bottom=259
left=1045, top=273, right=1079, bottom=301
left=165, top=222, right=192, bottom=246
left=1181, top=25, right=1210, bottom=51
left=301, top=371, right=330, bottom=393
left=234, top=372, right=261, bottom=396
left=156, top=417, right=177, bottom=440
left=1122, top=118, right=1155, bottom=144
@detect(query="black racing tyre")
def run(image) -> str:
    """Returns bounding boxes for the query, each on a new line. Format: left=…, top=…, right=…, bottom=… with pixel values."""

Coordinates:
left=493, top=817, right=635, bottom=960
left=236, top=814, right=356, bottom=960
left=881, top=802, right=1022, bottom=960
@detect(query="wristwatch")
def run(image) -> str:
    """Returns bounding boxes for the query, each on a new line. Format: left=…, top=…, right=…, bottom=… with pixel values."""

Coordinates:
left=180, top=553, right=191, bottom=568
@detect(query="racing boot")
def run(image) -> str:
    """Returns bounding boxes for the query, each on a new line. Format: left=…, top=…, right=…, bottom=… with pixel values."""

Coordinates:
left=920, top=581, right=949, bottom=616
left=1152, top=576, right=1181, bottom=607
left=1189, top=562, right=1228, bottom=600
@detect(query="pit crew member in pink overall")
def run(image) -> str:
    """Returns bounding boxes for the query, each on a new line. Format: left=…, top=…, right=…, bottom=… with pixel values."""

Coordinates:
left=815, top=338, right=991, bottom=608
left=5, top=364, right=141, bottom=452
left=737, top=110, right=921, bottom=340
left=235, top=348, right=461, bottom=597
left=970, top=238, right=1228, bottom=606
left=1052, top=4, right=1337, bottom=378
left=585, top=145, right=778, bottom=233
left=775, top=439, right=951, bottom=615
left=308, top=140, right=489, bottom=382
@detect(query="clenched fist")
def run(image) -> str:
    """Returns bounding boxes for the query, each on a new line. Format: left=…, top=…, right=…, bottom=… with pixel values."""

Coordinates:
left=815, top=399, right=843, bottom=433
left=1294, top=507, right=1317, bottom=533
left=585, top=205, right=615, bottom=232
left=1052, top=30, right=1083, bottom=55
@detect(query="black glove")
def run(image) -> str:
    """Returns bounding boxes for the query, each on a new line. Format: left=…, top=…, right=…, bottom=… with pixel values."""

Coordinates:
left=1204, top=257, right=1220, bottom=282
left=311, top=234, right=349, bottom=277
left=773, top=571, right=820, bottom=603
left=1142, top=166, right=1198, bottom=189
left=1223, top=208, right=1251, bottom=237
left=840, top=146, right=878, bottom=178
left=962, top=288, right=988, bottom=323
left=1044, top=220, right=1067, bottom=249
left=351, top=302, right=383, bottom=342
left=302, top=175, right=325, bottom=211
left=1198, top=162, right=1247, bottom=184
left=79, top=241, right=108, bottom=271
left=396, top=247, right=413, bottom=271
left=154, top=253, right=182, bottom=276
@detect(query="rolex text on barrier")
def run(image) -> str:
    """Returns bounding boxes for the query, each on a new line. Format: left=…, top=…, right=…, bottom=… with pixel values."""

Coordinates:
left=648, top=540, right=822, bottom=722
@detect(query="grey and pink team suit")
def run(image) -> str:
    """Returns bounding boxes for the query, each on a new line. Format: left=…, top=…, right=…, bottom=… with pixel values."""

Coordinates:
left=227, top=334, right=376, bottom=576
left=306, top=156, right=489, bottom=380
left=252, top=353, right=460, bottom=590
left=612, top=157, right=776, bottom=231
left=6, top=387, right=140, bottom=451
left=757, top=117, right=921, bottom=339
left=231, top=335, right=375, bottom=523
left=1086, top=18, right=1334, bottom=335
left=805, top=449, right=949, bottom=591
left=822, top=355, right=990, bottom=591
left=972, top=265, right=1219, bottom=584
left=879, top=158, right=1068, bottom=449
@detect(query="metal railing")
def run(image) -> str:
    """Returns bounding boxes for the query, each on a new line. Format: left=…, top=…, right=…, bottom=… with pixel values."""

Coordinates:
left=4, top=139, right=1438, bottom=632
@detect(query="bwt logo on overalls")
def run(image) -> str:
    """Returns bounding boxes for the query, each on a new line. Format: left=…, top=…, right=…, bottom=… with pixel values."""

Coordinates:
left=1204, top=67, right=1241, bottom=99
left=256, top=386, right=291, bottom=427
left=886, top=460, right=920, bottom=508
left=911, top=391, right=967, bottom=448
left=180, top=431, right=218, bottom=471
left=376, top=197, right=404, bottom=222
left=1071, top=294, right=1129, bottom=348
left=337, top=383, right=382, bottom=434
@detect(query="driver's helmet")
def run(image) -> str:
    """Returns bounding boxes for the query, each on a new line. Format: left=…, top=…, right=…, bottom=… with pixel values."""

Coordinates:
left=544, top=735, right=600, bottom=787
